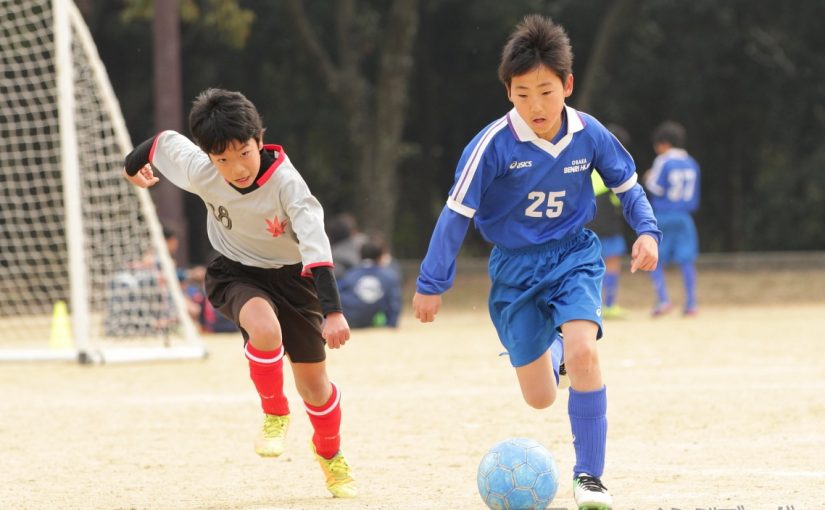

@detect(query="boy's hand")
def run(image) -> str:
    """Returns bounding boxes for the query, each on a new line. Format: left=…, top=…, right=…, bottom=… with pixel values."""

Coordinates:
left=413, top=292, right=442, bottom=323
left=630, top=233, right=659, bottom=273
left=322, top=312, right=351, bottom=349
left=123, top=164, right=159, bottom=188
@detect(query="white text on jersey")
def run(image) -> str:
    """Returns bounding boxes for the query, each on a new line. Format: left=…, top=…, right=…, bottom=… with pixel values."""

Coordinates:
left=563, top=158, right=591, bottom=174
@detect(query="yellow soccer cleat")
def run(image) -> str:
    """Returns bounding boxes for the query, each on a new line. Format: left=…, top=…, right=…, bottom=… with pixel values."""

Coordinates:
left=254, top=414, right=290, bottom=458
left=601, top=305, right=627, bottom=320
left=312, top=444, right=357, bottom=498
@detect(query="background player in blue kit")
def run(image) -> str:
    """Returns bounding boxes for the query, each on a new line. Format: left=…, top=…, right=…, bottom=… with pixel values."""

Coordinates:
left=122, top=89, right=356, bottom=498
left=412, top=15, right=661, bottom=509
left=643, top=121, right=701, bottom=317
left=590, top=171, right=627, bottom=320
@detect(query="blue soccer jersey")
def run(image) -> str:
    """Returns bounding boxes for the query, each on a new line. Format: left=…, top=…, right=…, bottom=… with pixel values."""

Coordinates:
left=643, top=148, right=701, bottom=213
left=417, top=106, right=661, bottom=295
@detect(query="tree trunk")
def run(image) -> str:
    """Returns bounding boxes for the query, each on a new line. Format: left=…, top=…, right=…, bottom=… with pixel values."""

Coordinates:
left=575, top=0, right=641, bottom=113
left=285, top=0, right=419, bottom=241
left=151, top=0, right=188, bottom=264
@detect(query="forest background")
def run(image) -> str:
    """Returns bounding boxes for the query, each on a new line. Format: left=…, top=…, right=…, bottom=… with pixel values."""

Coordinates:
left=76, top=0, right=825, bottom=264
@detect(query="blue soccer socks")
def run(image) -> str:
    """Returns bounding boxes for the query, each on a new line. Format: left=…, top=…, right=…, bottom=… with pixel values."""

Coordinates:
left=568, top=386, right=607, bottom=478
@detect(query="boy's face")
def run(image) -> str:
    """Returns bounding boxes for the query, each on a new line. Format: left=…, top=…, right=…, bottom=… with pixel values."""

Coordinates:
left=208, top=138, right=262, bottom=188
left=507, top=65, right=573, bottom=141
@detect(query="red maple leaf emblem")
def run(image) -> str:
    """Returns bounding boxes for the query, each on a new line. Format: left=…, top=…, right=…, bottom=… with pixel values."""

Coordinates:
left=265, top=216, right=289, bottom=237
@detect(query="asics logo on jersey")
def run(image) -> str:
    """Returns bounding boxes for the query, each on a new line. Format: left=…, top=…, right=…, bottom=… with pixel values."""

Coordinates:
left=563, top=158, right=591, bottom=174
left=265, top=216, right=289, bottom=237
left=509, top=160, right=533, bottom=170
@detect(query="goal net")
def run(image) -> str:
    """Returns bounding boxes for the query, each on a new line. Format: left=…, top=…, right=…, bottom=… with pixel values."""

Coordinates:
left=0, top=0, right=206, bottom=363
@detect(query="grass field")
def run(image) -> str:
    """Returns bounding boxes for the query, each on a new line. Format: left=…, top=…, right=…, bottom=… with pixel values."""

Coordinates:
left=1, top=265, right=824, bottom=509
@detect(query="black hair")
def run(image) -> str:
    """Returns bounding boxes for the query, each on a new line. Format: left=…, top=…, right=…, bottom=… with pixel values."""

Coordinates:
left=326, top=213, right=358, bottom=245
left=498, top=14, right=573, bottom=88
left=188, top=88, right=263, bottom=154
left=360, top=235, right=387, bottom=262
left=652, top=121, right=687, bottom=148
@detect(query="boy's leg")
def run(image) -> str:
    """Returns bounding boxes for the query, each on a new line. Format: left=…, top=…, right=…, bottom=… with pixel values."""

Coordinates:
left=293, top=362, right=356, bottom=498
left=602, top=270, right=620, bottom=308
left=650, top=265, right=672, bottom=316
left=561, top=320, right=612, bottom=509
left=680, top=262, right=698, bottom=314
left=245, top=343, right=289, bottom=415
left=601, top=268, right=626, bottom=320
left=239, top=298, right=291, bottom=457
left=550, top=334, right=567, bottom=388
left=514, top=350, right=559, bottom=409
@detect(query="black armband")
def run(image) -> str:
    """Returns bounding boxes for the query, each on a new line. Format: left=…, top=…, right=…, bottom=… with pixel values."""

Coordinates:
left=310, top=265, right=343, bottom=316
left=123, top=137, right=155, bottom=176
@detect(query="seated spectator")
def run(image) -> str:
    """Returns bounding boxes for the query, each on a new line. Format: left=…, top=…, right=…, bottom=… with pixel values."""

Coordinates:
left=338, top=235, right=402, bottom=328
left=182, top=262, right=238, bottom=333
left=104, top=227, right=186, bottom=336
left=326, top=213, right=367, bottom=278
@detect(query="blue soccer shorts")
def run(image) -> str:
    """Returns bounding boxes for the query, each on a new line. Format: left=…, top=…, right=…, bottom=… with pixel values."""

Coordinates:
left=487, top=228, right=605, bottom=367
left=656, top=210, right=698, bottom=264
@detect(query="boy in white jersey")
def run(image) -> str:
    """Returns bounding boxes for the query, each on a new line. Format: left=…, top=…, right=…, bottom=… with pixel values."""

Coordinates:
left=123, top=88, right=356, bottom=498
left=412, top=15, right=661, bottom=510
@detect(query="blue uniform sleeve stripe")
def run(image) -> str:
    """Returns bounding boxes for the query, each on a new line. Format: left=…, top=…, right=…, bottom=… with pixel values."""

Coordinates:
left=450, top=117, right=508, bottom=205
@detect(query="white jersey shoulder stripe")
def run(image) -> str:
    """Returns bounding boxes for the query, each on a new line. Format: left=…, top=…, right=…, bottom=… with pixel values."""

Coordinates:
left=450, top=117, right=508, bottom=205
left=446, top=197, right=476, bottom=218
left=611, top=172, right=638, bottom=194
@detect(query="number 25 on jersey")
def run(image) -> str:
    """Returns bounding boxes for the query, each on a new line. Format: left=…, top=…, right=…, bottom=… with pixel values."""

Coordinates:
left=525, top=191, right=566, bottom=218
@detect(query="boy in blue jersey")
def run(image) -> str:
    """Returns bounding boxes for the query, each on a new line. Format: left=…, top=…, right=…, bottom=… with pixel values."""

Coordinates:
left=590, top=172, right=627, bottom=320
left=589, top=124, right=634, bottom=320
left=412, top=15, right=661, bottom=510
left=643, top=121, right=701, bottom=317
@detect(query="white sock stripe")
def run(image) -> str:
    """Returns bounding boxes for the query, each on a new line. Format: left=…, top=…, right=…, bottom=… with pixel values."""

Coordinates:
left=304, top=382, right=341, bottom=416
left=244, top=344, right=284, bottom=364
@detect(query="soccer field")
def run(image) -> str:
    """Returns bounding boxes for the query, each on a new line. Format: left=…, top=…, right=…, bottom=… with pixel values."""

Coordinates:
left=1, top=270, right=824, bottom=509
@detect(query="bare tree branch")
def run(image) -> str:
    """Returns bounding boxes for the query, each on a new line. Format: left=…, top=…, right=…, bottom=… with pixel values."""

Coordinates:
left=375, top=0, right=419, bottom=136
left=335, top=0, right=357, bottom=71
left=283, top=0, right=341, bottom=91
left=575, top=0, right=641, bottom=113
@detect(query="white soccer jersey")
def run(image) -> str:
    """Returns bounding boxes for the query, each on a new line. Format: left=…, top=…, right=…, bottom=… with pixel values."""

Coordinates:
left=148, top=131, right=332, bottom=273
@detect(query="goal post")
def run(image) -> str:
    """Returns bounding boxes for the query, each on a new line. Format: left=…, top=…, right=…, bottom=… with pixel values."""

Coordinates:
left=0, top=0, right=207, bottom=363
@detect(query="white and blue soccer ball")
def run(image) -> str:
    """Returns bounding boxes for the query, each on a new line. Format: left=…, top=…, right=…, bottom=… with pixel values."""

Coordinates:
left=477, top=437, right=559, bottom=510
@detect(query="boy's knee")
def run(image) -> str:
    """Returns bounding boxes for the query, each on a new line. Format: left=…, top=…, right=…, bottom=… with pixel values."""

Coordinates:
left=522, top=387, right=557, bottom=409
left=244, top=320, right=282, bottom=349
left=564, top=341, right=600, bottom=372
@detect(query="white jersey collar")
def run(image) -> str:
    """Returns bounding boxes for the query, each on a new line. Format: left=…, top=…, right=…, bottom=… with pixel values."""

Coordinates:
left=507, top=105, right=584, bottom=157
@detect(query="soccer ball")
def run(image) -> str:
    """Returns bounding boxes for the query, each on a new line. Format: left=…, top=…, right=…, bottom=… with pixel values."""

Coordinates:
left=477, top=437, right=559, bottom=510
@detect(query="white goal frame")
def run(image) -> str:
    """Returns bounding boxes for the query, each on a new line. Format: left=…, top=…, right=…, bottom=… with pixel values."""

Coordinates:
left=0, top=0, right=206, bottom=363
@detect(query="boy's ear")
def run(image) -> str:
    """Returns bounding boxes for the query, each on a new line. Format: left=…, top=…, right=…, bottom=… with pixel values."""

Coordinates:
left=563, top=74, right=574, bottom=98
